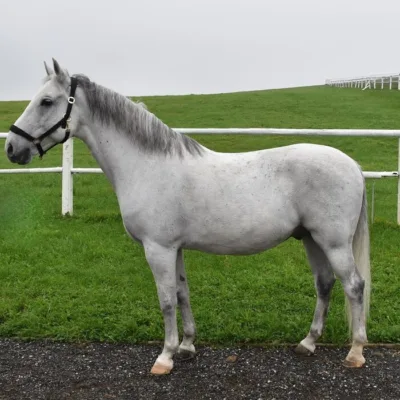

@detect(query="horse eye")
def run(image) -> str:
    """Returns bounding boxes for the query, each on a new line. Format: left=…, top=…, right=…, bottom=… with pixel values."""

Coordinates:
left=40, top=98, right=53, bottom=107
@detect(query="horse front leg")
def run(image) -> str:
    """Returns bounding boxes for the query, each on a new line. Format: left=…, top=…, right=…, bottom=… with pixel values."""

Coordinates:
left=176, top=249, right=196, bottom=359
left=144, top=242, right=179, bottom=375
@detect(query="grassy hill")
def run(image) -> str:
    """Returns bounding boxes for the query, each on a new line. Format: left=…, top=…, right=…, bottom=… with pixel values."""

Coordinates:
left=0, top=85, right=399, bottom=345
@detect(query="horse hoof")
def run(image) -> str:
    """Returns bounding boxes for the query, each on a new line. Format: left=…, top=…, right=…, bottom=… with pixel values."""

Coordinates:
left=343, top=358, right=365, bottom=368
left=176, top=349, right=196, bottom=361
left=150, top=362, right=173, bottom=375
left=294, top=343, right=314, bottom=356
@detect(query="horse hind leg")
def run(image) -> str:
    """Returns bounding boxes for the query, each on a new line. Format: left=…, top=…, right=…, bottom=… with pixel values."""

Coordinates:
left=295, top=236, right=335, bottom=356
left=314, top=239, right=368, bottom=368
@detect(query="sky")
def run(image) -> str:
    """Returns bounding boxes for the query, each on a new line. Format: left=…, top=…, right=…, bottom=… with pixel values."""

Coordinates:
left=1, top=0, right=399, bottom=100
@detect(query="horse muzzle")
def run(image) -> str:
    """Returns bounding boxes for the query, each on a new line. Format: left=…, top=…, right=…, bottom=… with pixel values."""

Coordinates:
left=6, top=142, right=32, bottom=165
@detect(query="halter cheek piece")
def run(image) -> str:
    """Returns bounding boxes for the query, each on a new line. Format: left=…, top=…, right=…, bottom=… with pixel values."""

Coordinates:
left=9, top=77, right=78, bottom=159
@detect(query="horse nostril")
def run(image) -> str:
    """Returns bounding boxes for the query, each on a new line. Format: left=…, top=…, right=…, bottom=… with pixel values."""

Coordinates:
left=7, top=143, right=14, bottom=156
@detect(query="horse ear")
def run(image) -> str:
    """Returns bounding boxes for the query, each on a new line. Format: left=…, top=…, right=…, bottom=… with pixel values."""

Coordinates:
left=52, top=58, right=70, bottom=83
left=52, top=58, right=62, bottom=75
left=44, top=61, right=54, bottom=76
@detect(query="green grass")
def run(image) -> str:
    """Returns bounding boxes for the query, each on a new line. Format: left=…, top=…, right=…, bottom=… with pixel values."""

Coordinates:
left=0, top=85, right=399, bottom=345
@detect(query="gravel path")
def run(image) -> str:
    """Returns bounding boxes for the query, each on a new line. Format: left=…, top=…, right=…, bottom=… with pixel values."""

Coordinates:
left=1, top=340, right=399, bottom=399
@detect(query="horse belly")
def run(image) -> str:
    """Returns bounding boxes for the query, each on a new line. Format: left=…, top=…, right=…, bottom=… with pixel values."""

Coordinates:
left=183, top=216, right=295, bottom=255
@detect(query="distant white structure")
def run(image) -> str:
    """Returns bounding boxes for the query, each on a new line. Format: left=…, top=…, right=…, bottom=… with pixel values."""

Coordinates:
left=326, top=73, right=400, bottom=90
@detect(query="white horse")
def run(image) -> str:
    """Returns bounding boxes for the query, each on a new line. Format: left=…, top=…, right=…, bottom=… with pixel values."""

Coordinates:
left=5, top=59, right=371, bottom=374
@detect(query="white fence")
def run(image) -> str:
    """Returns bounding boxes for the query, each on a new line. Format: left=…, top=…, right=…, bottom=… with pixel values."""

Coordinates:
left=326, top=73, right=400, bottom=90
left=1, top=129, right=400, bottom=224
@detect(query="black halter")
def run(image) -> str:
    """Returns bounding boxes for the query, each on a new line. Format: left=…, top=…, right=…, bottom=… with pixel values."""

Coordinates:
left=9, top=77, right=78, bottom=158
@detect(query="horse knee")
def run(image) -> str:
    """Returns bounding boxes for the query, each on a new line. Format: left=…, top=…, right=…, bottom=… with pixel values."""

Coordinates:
left=160, top=299, right=177, bottom=316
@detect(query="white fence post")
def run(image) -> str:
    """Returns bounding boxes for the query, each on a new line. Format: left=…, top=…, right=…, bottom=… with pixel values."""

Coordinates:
left=62, top=138, right=73, bottom=216
left=398, top=138, right=400, bottom=225
left=390, top=76, right=393, bottom=89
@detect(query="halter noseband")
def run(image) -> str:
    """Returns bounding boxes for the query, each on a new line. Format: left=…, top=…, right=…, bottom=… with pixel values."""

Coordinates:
left=9, top=77, right=78, bottom=159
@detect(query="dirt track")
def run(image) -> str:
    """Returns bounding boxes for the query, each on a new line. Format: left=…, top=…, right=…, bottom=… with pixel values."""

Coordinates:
left=1, top=340, right=399, bottom=399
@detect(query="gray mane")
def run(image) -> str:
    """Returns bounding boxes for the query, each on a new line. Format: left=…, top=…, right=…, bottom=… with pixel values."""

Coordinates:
left=73, top=74, right=204, bottom=157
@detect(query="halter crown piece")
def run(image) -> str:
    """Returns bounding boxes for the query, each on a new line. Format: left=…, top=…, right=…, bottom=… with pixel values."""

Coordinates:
left=9, top=77, right=78, bottom=158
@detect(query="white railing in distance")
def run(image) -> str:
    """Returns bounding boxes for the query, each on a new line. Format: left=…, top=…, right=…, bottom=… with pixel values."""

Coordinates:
left=326, top=73, right=400, bottom=90
left=1, top=130, right=400, bottom=224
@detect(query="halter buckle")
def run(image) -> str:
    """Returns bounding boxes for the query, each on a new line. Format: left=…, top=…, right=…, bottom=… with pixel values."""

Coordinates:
left=68, top=97, right=75, bottom=104
left=65, top=117, right=71, bottom=131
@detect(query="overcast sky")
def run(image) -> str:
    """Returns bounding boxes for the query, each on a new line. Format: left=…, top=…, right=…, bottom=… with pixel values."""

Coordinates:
left=1, top=0, right=399, bottom=100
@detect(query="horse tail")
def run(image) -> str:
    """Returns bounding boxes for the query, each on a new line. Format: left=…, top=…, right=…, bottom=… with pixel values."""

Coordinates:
left=347, top=178, right=371, bottom=328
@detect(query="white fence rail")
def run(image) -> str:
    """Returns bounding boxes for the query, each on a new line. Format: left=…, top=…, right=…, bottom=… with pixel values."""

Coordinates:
left=326, top=73, right=400, bottom=90
left=1, top=130, right=400, bottom=224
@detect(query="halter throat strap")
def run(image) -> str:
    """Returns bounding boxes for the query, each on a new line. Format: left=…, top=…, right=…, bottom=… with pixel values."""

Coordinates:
left=9, top=77, right=78, bottom=158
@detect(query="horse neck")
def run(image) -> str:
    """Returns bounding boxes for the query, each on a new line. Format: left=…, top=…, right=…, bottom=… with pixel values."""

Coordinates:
left=74, top=112, right=186, bottom=194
